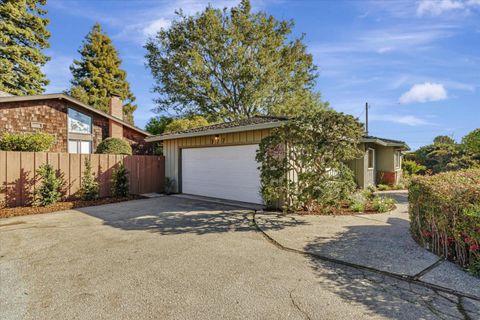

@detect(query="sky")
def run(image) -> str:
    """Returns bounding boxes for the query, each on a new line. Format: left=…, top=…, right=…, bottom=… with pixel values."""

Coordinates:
left=43, top=0, right=480, bottom=150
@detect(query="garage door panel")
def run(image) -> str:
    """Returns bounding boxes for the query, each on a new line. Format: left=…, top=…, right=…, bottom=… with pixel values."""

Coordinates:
left=181, top=145, right=262, bottom=204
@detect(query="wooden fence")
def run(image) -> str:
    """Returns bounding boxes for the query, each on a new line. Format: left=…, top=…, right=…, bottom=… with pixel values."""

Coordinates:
left=0, top=151, right=165, bottom=208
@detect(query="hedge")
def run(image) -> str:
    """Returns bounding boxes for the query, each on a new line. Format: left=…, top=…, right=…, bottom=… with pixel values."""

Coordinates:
left=0, top=132, right=55, bottom=152
left=95, top=138, right=132, bottom=155
left=409, top=169, right=480, bottom=276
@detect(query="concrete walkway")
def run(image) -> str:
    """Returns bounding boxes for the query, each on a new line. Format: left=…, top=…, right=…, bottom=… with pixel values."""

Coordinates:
left=255, top=191, right=480, bottom=299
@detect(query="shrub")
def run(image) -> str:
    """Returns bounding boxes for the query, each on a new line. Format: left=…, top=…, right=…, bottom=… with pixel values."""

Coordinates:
left=402, top=159, right=426, bottom=176
left=376, top=184, right=390, bottom=191
left=350, top=201, right=365, bottom=212
left=34, top=164, right=64, bottom=206
left=111, top=163, right=129, bottom=197
left=371, top=196, right=395, bottom=213
left=96, top=138, right=132, bottom=155
left=256, top=109, right=363, bottom=213
left=164, top=177, right=175, bottom=195
left=79, top=158, right=99, bottom=201
left=0, top=132, right=55, bottom=152
left=409, top=169, right=480, bottom=275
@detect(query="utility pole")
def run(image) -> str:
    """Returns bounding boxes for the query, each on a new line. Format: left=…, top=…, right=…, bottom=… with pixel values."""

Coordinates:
left=365, top=102, right=369, bottom=136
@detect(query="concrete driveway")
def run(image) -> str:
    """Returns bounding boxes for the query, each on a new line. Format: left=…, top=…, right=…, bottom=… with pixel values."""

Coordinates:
left=1, top=195, right=479, bottom=319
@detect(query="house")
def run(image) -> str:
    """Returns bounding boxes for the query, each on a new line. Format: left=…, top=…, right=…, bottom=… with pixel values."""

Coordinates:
left=145, top=116, right=409, bottom=204
left=0, top=93, right=151, bottom=154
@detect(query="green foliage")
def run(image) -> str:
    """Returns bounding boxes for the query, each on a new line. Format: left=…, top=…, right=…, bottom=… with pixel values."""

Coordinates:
left=412, top=130, right=480, bottom=174
left=461, top=128, right=480, bottom=155
left=79, top=158, right=99, bottom=201
left=409, top=169, right=480, bottom=276
left=256, top=109, right=363, bottom=213
left=69, top=23, right=137, bottom=124
left=350, top=201, right=365, bottom=212
left=164, top=177, right=175, bottom=195
left=371, top=196, right=395, bottom=213
left=433, top=135, right=455, bottom=145
left=34, top=163, right=63, bottom=206
left=0, top=132, right=55, bottom=151
left=402, top=159, right=426, bottom=176
left=145, top=0, right=321, bottom=121
left=145, top=116, right=174, bottom=135
left=376, top=184, right=390, bottom=191
left=164, top=115, right=209, bottom=133
left=111, top=163, right=129, bottom=197
left=0, top=0, right=50, bottom=95
left=95, top=138, right=132, bottom=155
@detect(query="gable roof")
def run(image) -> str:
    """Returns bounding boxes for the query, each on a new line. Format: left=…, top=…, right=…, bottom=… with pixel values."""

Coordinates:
left=146, top=116, right=409, bottom=150
left=0, top=93, right=150, bottom=136
left=146, top=116, right=288, bottom=142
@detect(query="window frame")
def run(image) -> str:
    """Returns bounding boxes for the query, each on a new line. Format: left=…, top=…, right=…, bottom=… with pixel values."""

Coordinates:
left=68, top=139, right=92, bottom=154
left=367, top=148, right=375, bottom=170
left=394, top=150, right=402, bottom=169
left=68, top=107, right=92, bottom=134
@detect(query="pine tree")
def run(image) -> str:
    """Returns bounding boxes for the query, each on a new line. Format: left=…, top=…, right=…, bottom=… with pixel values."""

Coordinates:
left=69, top=23, right=137, bottom=124
left=0, top=0, right=50, bottom=95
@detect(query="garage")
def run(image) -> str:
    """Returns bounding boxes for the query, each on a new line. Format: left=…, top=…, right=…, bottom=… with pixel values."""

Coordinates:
left=181, top=144, right=263, bottom=204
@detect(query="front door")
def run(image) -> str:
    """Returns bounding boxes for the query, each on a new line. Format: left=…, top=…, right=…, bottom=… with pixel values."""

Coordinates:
left=366, top=148, right=376, bottom=187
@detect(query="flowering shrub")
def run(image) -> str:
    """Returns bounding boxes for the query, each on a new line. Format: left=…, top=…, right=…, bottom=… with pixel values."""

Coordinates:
left=409, top=169, right=480, bottom=276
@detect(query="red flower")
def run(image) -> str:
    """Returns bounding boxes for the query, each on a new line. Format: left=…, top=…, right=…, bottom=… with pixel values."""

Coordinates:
left=469, top=244, right=479, bottom=251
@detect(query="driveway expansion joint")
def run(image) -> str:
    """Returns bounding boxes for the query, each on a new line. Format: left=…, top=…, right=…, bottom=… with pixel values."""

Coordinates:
left=251, top=212, right=480, bottom=303
left=413, top=258, right=445, bottom=280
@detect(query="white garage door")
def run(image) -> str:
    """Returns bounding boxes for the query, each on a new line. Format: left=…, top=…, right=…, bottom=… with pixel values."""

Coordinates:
left=181, top=144, right=263, bottom=204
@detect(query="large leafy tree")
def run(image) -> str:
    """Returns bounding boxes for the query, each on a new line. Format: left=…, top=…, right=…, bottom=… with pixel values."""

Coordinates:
left=256, top=109, right=364, bottom=212
left=69, top=23, right=137, bottom=124
left=145, top=0, right=319, bottom=121
left=462, top=128, right=480, bottom=155
left=0, top=0, right=50, bottom=95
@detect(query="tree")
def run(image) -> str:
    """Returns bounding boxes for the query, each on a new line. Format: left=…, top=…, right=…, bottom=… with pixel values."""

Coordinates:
left=69, top=23, right=137, bottom=124
left=79, top=158, right=99, bottom=201
left=164, top=116, right=209, bottom=133
left=145, top=0, right=319, bottom=121
left=462, top=128, right=480, bottom=155
left=433, top=135, right=455, bottom=145
left=256, top=109, right=364, bottom=212
left=145, top=116, right=174, bottom=135
left=0, top=0, right=50, bottom=95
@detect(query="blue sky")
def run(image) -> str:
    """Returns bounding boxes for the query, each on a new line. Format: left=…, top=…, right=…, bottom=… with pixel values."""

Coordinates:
left=43, top=0, right=480, bottom=150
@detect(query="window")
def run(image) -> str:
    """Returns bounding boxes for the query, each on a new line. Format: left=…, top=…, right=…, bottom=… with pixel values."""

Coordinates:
left=367, top=148, right=375, bottom=169
left=68, top=108, right=91, bottom=134
left=68, top=140, right=91, bottom=154
left=395, top=151, right=402, bottom=169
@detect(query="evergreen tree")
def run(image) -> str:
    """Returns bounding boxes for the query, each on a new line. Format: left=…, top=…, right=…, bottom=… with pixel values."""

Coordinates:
left=69, top=23, right=137, bottom=124
left=0, top=0, right=50, bottom=95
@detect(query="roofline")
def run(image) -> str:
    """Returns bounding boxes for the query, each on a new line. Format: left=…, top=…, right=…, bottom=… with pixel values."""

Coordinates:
left=146, top=121, right=286, bottom=142
left=361, top=137, right=410, bottom=150
left=0, top=93, right=151, bottom=136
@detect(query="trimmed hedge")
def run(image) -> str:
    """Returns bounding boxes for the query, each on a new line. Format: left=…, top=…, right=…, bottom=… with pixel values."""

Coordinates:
left=95, top=138, right=132, bottom=155
left=0, top=132, right=55, bottom=152
left=409, top=169, right=480, bottom=276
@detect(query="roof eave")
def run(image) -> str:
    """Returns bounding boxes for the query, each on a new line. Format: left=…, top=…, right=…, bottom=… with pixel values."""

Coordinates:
left=146, top=121, right=286, bottom=142
left=0, top=93, right=151, bottom=136
left=361, top=138, right=410, bottom=150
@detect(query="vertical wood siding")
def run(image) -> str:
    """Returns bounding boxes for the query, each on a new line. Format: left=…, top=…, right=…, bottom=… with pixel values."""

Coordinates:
left=162, top=129, right=273, bottom=192
left=0, top=151, right=165, bottom=208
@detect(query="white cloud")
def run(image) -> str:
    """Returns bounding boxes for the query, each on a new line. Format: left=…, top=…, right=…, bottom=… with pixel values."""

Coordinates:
left=399, top=82, right=448, bottom=104
left=416, top=0, right=480, bottom=16
left=142, top=18, right=171, bottom=37
left=371, top=114, right=433, bottom=126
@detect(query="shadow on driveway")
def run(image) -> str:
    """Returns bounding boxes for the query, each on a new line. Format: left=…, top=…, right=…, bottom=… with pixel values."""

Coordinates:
left=77, top=196, right=306, bottom=236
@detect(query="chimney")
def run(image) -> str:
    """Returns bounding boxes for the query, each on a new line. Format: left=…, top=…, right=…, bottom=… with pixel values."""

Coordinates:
left=108, top=94, right=124, bottom=139
left=108, top=94, right=123, bottom=120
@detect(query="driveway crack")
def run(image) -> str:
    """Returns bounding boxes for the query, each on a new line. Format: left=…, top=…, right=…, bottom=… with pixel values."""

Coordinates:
left=289, top=283, right=312, bottom=320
